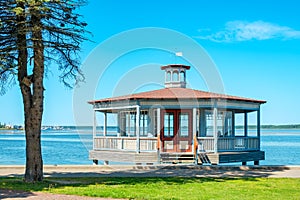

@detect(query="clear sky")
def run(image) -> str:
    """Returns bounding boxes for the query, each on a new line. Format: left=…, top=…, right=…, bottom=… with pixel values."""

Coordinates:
left=1, top=0, right=300, bottom=126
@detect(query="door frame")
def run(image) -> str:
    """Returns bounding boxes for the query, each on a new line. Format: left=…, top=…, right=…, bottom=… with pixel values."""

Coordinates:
left=160, top=109, right=193, bottom=152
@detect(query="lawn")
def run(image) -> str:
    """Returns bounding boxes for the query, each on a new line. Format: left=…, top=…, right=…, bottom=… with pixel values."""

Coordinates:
left=1, top=177, right=300, bottom=199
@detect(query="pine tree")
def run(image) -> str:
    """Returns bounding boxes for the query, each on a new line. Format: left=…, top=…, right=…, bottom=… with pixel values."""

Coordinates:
left=0, top=0, right=88, bottom=182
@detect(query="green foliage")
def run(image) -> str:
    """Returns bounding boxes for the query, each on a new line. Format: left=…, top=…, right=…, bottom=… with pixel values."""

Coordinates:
left=0, top=122, right=5, bottom=128
left=0, top=0, right=89, bottom=94
left=12, top=7, right=24, bottom=15
left=1, top=177, right=300, bottom=200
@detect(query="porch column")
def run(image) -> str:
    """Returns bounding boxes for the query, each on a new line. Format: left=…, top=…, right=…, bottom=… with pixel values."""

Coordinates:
left=103, top=112, right=107, bottom=136
left=213, top=105, right=218, bottom=153
left=136, top=106, right=140, bottom=153
left=224, top=113, right=228, bottom=136
left=192, top=108, right=197, bottom=155
left=257, top=107, right=261, bottom=149
left=232, top=111, right=235, bottom=137
left=200, top=109, right=206, bottom=137
left=93, top=110, right=96, bottom=149
left=157, top=108, right=161, bottom=151
left=244, top=112, right=248, bottom=137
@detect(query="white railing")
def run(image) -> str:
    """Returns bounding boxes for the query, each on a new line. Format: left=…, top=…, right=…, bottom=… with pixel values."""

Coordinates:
left=197, top=137, right=260, bottom=152
left=94, top=136, right=158, bottom=152
left=94, top=136, right=259, bottom=153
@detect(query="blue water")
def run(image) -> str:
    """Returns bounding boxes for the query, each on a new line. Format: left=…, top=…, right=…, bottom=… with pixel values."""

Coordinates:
left=0, top=129, right=299, bottom=165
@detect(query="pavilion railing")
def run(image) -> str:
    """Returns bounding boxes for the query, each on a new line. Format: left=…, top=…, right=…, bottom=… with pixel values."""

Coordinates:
left=197, top=136, right=260, bottom=152
left=93, top=136, right=157, bottom=152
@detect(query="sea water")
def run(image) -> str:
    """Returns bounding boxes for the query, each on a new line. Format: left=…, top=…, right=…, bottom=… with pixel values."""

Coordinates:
left=0, top=129, right=299, bottom=165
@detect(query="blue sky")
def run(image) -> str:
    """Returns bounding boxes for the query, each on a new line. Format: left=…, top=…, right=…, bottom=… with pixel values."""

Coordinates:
left=1, top=0, right=300, bottom=126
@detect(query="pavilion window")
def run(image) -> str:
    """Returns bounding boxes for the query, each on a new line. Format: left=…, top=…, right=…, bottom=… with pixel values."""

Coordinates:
left=205, top=110, right=214, bottom=137
left=247, top=111, right=257, bottom=136
left=164, top=113, right=174, bottom=137
left=214, top=110, right=233, bottom=137
left=173, top=71, right=179, bottom=82
left=180, top=71, right=185, bottom=82
left=216, top=111, right=224, bottom=137
left=234, top=113, right=245, bottom=136
left=166, top=72, right=171, bottom=82
left=224, top=111, right=233, bottom=136
left=125, top=112, right=136, bottom=136
left=139, top=111, right=149, bottom=137
left=119, top=111, right=127, bottom=136
left=179, top=113, right=189, bottom=137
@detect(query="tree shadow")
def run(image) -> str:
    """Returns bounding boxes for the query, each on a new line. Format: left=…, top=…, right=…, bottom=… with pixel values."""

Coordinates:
left=0, top=189, right=36, bottom=199
left=0, top=165, right=292, bottom=199
left=42, top=165, right=291, bottom=179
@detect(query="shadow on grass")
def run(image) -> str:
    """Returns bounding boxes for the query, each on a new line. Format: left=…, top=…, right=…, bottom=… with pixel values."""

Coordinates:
left=0, top=189, right=36, bottom=199
left=40, top=165, right=290, bottom=179
left=0, top=176, right=260, bottom=199
left=0, top=165, right=292, bottom=199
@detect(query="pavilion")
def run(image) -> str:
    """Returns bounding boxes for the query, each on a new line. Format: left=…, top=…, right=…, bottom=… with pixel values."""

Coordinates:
left=88, top=64, right=266, bottom=165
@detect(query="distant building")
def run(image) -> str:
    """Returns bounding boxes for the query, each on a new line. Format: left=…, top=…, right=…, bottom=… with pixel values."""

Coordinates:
left=88, top=64, right=266, bottom=165
left=5, top=124, right=14, bottom=129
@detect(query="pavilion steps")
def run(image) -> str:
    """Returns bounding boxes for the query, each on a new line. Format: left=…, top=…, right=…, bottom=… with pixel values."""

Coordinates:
left=160, top=153, right=195, bottom=163
left=197, top=153, right=211, bottom=164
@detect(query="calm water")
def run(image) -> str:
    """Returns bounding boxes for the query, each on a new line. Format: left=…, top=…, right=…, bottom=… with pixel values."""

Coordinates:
left=0, top=129, right=299, bottom=165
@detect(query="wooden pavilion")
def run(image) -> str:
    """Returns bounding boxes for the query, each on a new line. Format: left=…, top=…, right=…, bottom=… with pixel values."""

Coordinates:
left=88, top=64, right=266, bottom=165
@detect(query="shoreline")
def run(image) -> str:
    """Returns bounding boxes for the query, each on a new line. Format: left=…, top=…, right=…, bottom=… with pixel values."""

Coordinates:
left=1, top=165, right=300, bottom=178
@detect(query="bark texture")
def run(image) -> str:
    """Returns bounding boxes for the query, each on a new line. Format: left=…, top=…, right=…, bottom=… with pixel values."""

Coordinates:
left=16, top=2, right=44, bottom=182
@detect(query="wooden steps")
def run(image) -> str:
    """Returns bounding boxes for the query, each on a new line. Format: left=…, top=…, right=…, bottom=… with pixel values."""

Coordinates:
left=198, top=153, right=211, bottom=164
left=160, top=153, right=195, bottom=163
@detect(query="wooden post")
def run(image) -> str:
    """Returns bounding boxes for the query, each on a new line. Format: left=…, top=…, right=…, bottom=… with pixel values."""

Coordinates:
left=157, top=108, right=161, bottom=150
left=257, top=107, right=261, bottom=149
left=244, top=112, right=248, bottom=150
left=213, top=103, right=218, bottom=153
left=156, top=108, right=161, bottom=163
left=244, top=112, right=248, bottom=137
left=136, top=106, right=140, bottom=153
left=93, top=110, right=96, bottom=150
left=104, top=112, right=107, bottom=136
left=127, top=112, right=130, bottom=137
left=200, top=109, right=206, bottom=137
left=232, top=110, right=235, bottom=137
left=224, top=112, right=228, bottom=136
left=192, top=108, right=197, bottom=158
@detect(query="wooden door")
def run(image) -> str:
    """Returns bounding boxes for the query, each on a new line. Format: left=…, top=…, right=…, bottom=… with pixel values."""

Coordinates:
left=161, top=110, right=192, bottom=152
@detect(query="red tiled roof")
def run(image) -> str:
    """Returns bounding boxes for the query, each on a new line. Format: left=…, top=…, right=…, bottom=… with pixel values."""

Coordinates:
left=88, top=87, right=266, bottom=104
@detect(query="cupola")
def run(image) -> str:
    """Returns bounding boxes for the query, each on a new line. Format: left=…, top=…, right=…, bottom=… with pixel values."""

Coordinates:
left=161, top=64, right=190, bottom=88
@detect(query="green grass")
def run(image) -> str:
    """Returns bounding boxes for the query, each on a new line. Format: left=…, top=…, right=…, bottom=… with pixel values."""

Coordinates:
left=1, top=177, right=300, bottom=199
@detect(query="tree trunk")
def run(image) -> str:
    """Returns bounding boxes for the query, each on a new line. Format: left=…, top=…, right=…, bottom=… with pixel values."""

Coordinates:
left=24, top=115, right=43, bottom=182
left=24, top=9, right=45, bottom=183
left=16, top=3, right=45, bottom=182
